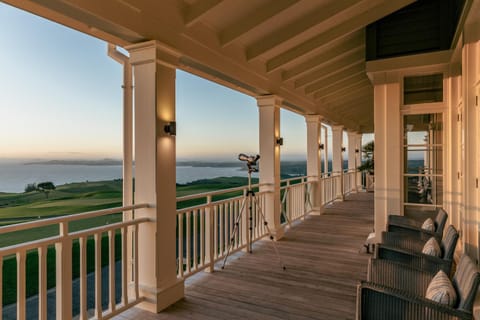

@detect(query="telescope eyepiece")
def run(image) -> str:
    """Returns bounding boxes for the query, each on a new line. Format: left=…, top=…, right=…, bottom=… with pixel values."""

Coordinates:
left=238, top=153, right=260, bottom=165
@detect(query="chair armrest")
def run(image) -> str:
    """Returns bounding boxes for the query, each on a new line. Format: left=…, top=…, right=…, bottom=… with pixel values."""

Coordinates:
left=381, top=231, right=426, bottom=252
left=375, top=244, right=452, bottom=274
left=357, top=281, right=473, bottom=320
left=387, top=215, right=422, bottom=229
left=387, top=223, right=441, bottom=242
left=367, top=258, right=433, bottom=296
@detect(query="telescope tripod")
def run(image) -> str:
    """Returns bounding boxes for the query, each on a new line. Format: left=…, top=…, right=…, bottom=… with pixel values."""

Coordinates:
left=221, top=170, right=286, bottom=270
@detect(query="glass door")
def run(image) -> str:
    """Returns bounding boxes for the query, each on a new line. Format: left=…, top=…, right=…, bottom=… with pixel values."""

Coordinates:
left=403, top=113, right=443, bottom=215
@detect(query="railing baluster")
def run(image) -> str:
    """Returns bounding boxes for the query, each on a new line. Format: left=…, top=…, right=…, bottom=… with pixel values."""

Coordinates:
left=178, top=214, right=184, bottom=277
left=200, top=208, right=205, bottom=267
left=205, top=195, right=214, bottom=272
left=229, top=202, right=233, bottom=249
left=38, top=246, right=47, bottom=320
left=56, top=222, right=72, bottom=320
left=223, top=203, right=228, bottom=255
left=108, top=230, right=116, bottom=312
left=214, top=206, right=218, bottom=259
left=16, top=250, right=26, bottom=320
left=134, top=225, right=139, bottom=300
left=186, top=212, right=191, bottom=274
left=235, top=199, right=240, bottom=248
left=219, top=205, right=224, bottom=256
left=79, top=236, right=88, bottom=320
left=121, top=226, right=128, bottom=306
left=94, top=232, right=102, bottom=319
left=193, top=210, right=198, bottom=270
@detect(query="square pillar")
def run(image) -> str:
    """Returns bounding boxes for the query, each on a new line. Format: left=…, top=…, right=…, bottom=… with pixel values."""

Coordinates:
left=373, top=81, right=401, bottom=242
left=322, top=125, right=329, bottom=176
left=127, top=40, right=184, bottom=313
left=347, top=131, right=359, bottom=193
left=331, top=125, right=344, bottom=200
left=356, top=133, right=363, bottom=190
left=305, top=115, right=323, bottom=214
left=257, top=95, right=283, bottom=239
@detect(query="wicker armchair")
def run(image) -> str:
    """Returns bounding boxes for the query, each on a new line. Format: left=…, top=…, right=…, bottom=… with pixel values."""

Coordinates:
left=357, top=255, right=480, bottom=320
left=374, top=225, right=459, bottom=274
left=387, top=208, right=448, bottom=242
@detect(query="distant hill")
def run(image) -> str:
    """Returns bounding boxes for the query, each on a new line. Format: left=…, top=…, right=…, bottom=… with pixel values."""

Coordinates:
left=24, top=159, right=123, bottom=166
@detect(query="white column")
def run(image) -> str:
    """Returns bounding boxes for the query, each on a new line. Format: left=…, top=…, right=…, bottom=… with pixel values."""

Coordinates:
left=305, top=115, right=323, bottom=213
left=373, top=81, right=401, bottom=242
left=356, top=133, right=363, bottom=190
left=322, top=125, right=329, bottom=175
left=347, top=131, right=358, bottom=193
left=127, top=41, right=184, bottom=313
left=331, top=125, right=344, bottom=200
left=462, top=41, right=479, bottom=260
left=257, top=95, right=283, bottom=239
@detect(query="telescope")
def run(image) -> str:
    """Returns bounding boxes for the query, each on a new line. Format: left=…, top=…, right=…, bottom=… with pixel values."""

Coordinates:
left=238, top=153, right=260, bottom=165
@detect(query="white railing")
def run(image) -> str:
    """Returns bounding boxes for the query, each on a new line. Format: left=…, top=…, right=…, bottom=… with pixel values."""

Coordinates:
left=0, top=170, right=361, bottom=319
left=343, top=169, right=357, bottom=194
left=280, top=176, right=315, bottom=224
left=321, top=173, right=340, bottom=205
left=0, top=204, right=149, bottom=320
left=176, top=184, right=269, bottom=278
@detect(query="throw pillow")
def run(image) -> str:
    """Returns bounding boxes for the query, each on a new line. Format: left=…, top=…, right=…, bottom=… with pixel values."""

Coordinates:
left=426, top=270, right=457, bottom=307
left=422, top=237, right=441, bottom=257
left=422, top=218, right=435, bottom=232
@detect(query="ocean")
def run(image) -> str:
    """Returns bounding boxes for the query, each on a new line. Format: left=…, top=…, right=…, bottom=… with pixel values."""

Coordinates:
left=0, top=161, right=247, bottom=193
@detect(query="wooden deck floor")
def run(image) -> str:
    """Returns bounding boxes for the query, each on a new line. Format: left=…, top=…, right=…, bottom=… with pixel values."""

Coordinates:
left=114, top=192, right=374, bottom=320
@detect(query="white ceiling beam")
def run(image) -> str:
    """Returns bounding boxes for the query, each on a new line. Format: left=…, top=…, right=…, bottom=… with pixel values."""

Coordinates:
left=313, top=108, right=361, bottom=132
left=315, top=80, right=371, bottom=101
left=219, top=0, right=299, bottom=47
left=246, top=0, right=360, bottom=61
left=294, top=49, right=364, bottom=88
left=321, top=88, right=372, bottom=107
left=324, top=92, right=373, bottom=109
left=312, top=74, right=368, bottom=98
left=305, top=63, right=365, bottom=94
left=184, top=0, right=223, bottom=27
left=266, top=0, right=416, bottom=72
left=327, top=102, right=373, bottom=122
left=281, top=35, right=364, bottom=80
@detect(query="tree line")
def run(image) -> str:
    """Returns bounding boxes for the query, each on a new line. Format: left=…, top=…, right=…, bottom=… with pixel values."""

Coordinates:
left=24, top=181, right=56, bottom=198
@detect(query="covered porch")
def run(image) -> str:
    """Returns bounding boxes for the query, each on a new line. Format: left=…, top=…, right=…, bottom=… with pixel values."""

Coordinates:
left=114, top=192, right=373, bottom=320
left=1, top=0, right=480, bottom=319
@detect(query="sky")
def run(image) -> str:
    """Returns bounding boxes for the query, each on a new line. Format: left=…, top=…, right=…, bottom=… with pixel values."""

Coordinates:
left=0, top=3, right=369, bottom=162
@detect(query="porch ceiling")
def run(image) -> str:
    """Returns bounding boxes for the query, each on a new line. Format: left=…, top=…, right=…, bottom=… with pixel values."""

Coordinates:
left=4, top=0, right=417, bottom=133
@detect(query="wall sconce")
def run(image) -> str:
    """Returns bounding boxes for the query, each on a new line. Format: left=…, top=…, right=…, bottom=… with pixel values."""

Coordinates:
left=276, top=137, right=284, bottom=146
left=341, top=147, right=346, bottom=152
left=355, top=148, right=359, bottom=153
left=319, top=143, right=324, bottom=150
left=164, top=121, right=176, bottom=136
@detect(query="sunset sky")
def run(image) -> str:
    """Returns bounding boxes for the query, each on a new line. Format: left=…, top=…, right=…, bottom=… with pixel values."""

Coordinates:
left=0, top=2, right=367, bottom=162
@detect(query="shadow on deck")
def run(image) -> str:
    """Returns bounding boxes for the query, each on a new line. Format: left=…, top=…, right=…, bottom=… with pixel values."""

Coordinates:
left=114, top=192, right=374, bottom=320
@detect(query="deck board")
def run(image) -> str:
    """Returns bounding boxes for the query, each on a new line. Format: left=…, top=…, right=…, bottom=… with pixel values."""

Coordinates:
left=113, top=192, right=374, bottom=320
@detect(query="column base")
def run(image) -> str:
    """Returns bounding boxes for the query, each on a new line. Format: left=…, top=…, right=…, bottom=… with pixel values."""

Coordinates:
left=271, top=225, right=285, bottom=240
left=307, top=206, right=323, bottom=215
left=137, top=278, right=184, bottom=313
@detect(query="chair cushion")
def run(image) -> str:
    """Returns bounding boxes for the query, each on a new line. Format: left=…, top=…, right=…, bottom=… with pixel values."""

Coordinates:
left=426, top=270, right=457, bottom=306
left=422, top=237, right=441, bottom=257
left=422, top=218, right=435, bottom=232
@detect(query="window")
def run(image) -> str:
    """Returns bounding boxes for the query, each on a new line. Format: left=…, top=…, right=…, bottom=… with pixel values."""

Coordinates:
left=403, top=113, right=443, bottom=210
